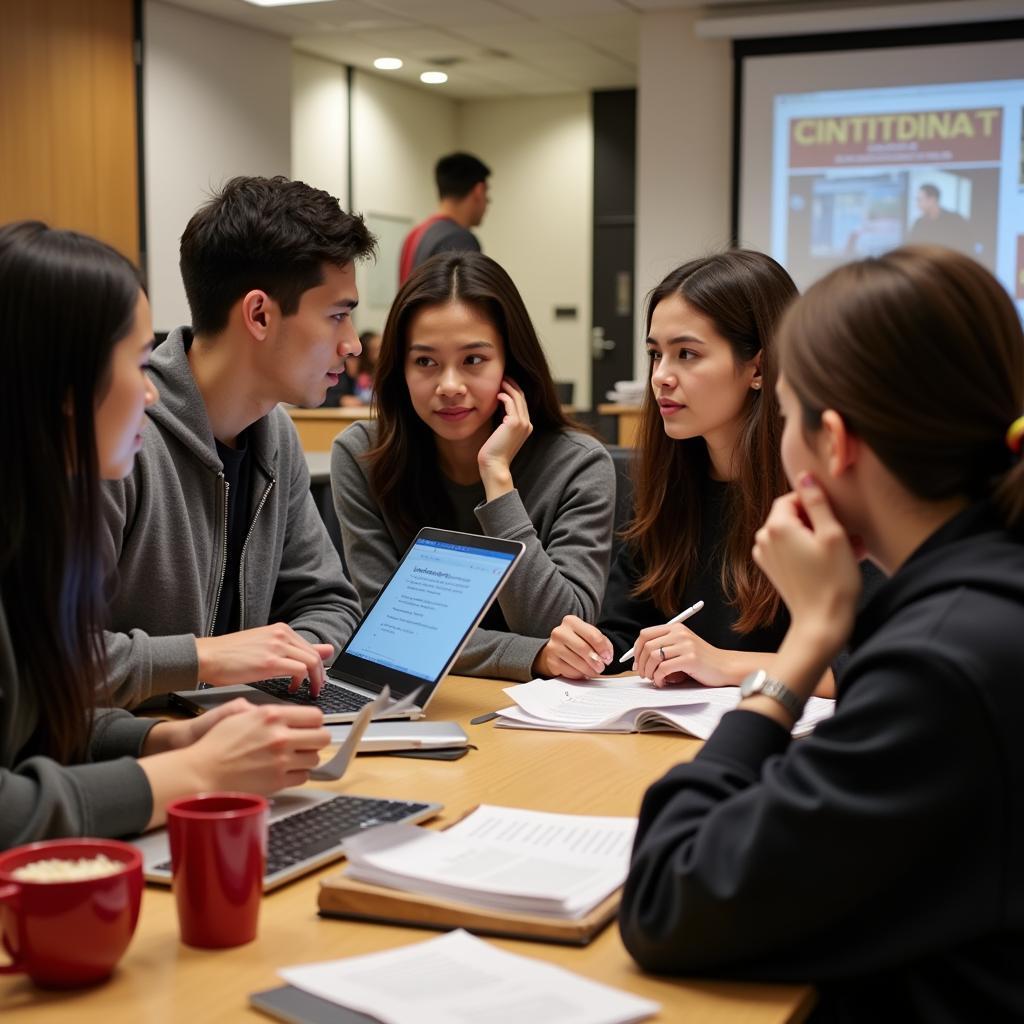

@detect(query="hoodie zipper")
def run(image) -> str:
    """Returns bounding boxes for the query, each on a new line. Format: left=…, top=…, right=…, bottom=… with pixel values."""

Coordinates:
left=238, top=476, right=276, bottom=628
left=208, top=474, right=230, bottom=638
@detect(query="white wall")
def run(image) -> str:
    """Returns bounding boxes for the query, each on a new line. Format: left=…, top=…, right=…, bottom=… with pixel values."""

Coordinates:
left=461, top=95, right=594, bottom=408
left=143, top=1, right=291, bottom=331
left=350, top=70, right=458, bottom=332
left=635, top=10, right=732, bottom=379
left=292, top=52, right=348, bottom=204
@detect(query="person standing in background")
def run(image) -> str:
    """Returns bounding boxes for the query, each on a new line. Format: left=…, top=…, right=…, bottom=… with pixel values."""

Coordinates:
left=399, top=152, right=490, bottom=284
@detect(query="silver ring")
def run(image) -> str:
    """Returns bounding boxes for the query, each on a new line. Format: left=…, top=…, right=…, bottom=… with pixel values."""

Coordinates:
left=659, top=646, right=665, bottom=661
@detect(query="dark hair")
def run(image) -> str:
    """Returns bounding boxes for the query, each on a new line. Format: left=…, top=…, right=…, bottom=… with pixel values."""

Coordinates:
left=365, top=251, right=575, bottom=543
left=625, top=250, right=798, bottom=630
left=0, top=221, right=143, bottom=762
left=179, top=175, right=376, bottom=335
left=354, top=329, right=381, bottom=377
left=435, top=153, right=490, bottom=200
left=919, top=183, right=940, bottom=200
left=780, top=245, right=1024, bottom=528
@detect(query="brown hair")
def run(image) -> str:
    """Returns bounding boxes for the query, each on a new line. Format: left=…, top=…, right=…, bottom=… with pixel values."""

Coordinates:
left=780, top=245, right=1024, bottom=526
left=625, top=250, right=797, bottom=630
left=366, top=251, right=578, bottom=543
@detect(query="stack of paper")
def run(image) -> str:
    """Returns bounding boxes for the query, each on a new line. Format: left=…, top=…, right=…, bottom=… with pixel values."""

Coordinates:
left=277, top=929, right=659, bottom=1024
left=340, top=805, right=636, bottom=919
left=495, top=675, right=834, bottom=739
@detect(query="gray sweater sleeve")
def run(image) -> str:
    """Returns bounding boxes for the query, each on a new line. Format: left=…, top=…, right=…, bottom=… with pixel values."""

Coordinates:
left=99, top=470, right=202, bottom=705
left=0, top=711, right=157, bottom=849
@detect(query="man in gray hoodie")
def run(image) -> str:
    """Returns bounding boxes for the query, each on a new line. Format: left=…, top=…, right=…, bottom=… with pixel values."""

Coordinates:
left=101, top=176, right=376, bottom=708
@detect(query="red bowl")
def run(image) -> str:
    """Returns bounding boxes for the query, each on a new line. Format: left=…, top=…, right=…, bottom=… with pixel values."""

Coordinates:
left=0, top=838, right=143, bottom=988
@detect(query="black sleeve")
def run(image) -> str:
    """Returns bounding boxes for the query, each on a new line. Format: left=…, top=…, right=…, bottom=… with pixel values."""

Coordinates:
left=618, top=651, right=1000, bottom=983
left=597, top=543, right=661, bottom=668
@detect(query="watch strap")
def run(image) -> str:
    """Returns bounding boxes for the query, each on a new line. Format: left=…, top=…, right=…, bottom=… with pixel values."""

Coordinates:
left=740, top=669, right=806, bottom=720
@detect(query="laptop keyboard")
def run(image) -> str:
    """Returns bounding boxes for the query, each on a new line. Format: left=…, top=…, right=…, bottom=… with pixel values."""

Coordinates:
left=155, top=794, right=431, bottom=878
left=252, top=677, right=371, bottom=714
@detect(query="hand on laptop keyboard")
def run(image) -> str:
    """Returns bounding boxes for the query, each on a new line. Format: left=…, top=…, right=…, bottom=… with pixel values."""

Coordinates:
left=194, top=624, right=334, bottom=695
left=255, top=678, right=372, bottom=714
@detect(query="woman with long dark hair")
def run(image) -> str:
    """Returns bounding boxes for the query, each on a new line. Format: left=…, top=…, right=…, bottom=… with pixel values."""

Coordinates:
left=0, top=221, right=329, bottom=849
left=331, top=251, right=614, bottom=680
left=620, top=246, right=1024, bottom=1020
left=536, top=250, right=807, bottom=686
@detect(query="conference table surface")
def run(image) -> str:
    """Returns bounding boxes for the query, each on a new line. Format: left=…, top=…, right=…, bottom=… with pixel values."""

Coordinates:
left=0, top=677, right=816, bottom=1024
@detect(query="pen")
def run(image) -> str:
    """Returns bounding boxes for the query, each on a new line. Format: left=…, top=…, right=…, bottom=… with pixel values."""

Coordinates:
left=617, top=600, right=705, bottom=663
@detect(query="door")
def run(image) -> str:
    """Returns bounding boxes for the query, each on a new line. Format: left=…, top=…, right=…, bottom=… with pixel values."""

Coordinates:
left=591, top=89, right=637, bottom=410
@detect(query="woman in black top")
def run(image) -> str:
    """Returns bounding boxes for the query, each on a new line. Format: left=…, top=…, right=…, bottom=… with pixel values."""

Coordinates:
left=620, top=246, right=1024, bottom=1021
left=536, top=250, right=806, bottom=687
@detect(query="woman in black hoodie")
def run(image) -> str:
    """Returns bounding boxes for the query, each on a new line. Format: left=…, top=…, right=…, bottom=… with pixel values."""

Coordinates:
left=619, top=245, right=1024, bottom=1023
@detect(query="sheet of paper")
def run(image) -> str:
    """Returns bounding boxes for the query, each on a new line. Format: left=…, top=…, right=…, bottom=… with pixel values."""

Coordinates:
left=444, top=805, right=636, bottom=864
left=280, top=929, right=659, bottom=1024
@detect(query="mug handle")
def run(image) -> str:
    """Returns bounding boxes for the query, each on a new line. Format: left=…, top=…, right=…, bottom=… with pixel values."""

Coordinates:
left=0, top=884, right=26, bottom=974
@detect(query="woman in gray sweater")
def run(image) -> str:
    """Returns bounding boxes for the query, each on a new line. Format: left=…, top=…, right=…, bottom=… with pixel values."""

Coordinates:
left=0, top=222, right=329, bottom=850
left=332, top=252, right=615, bottom=681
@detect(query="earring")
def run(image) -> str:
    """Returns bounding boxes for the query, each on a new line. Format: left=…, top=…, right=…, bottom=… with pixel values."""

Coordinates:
left=751, top=381, right=762, bottom=390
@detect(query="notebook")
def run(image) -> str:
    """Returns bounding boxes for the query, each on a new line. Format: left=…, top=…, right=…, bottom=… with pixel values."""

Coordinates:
left=131, top=693, right=442, bottom=890
left=170, top=527, right=525, bottom=724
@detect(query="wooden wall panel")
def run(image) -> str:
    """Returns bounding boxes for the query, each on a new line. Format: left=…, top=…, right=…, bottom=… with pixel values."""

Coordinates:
left=0, top=0, right=139, bottom=263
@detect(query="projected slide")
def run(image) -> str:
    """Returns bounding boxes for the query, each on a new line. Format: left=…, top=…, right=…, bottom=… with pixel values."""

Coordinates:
left=772, top=80, right=1024, bottom=305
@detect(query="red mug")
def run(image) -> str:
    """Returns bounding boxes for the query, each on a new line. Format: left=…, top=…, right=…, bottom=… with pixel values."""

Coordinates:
left=0, top=838, right=143, bottom=988
left=166, top=793, right=268, bottom=948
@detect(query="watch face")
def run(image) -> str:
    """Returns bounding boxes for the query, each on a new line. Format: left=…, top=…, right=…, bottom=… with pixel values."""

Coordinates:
left=740, top=670, right=766, bottom=698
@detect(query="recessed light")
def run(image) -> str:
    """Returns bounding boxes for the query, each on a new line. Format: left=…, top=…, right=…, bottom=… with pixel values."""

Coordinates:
left=420, top=71, right=448, bottom=85
left=373, top=57, right=403, bottom=70
left=241, top=0, right=333, bottom=6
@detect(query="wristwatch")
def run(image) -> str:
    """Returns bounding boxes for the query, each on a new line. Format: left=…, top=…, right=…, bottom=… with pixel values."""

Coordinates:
left=739, top=669, right=806, bottom=720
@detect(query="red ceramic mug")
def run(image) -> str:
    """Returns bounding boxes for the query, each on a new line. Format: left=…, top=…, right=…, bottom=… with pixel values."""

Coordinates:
left=166, top=793, right=268, bottom=948
left=0, top=838, right=143, bottom=988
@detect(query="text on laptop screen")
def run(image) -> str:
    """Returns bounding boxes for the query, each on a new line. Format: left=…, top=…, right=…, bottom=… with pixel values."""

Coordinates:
left=345, top=538, right=516, bottom=680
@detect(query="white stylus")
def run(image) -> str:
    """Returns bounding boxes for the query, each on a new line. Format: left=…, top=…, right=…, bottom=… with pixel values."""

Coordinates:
left=618, top=600, right=705, bottom=663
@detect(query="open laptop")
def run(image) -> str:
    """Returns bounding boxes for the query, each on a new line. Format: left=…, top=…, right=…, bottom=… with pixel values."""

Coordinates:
left=132, top=690, right=443, bottom=891
left=169, top=528, right=525, bottom=724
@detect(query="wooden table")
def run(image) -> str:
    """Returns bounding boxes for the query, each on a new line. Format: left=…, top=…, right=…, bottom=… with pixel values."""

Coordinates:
left=286, top=406, right=368, bottom=453
left=288, top=405, right=581, bottom=454
left=0, top=678, right=815, bottom=1023
left=598, top=403, right=643, bottom=447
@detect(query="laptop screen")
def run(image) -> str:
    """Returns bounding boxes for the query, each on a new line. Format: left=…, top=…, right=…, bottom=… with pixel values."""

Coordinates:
left=335, top=530, right=522, bottom=690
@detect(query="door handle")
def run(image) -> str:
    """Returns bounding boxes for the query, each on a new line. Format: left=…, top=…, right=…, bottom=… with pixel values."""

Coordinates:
left=592, top=327, right=616, bottom=360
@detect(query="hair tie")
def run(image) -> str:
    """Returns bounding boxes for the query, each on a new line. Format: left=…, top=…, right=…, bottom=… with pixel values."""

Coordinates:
left=1006, top=416, right=1024, bottom=455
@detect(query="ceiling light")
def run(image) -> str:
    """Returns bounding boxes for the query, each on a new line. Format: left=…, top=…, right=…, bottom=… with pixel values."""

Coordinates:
left=420, top=71, right=448, bottom=85
left=374, top=57, right=403, bottom=70
left=241, top=0, right=333, bottom=6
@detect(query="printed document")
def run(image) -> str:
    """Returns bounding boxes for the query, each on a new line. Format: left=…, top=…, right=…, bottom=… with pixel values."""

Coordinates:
left=341, top=805, right=636, bottom=918
left=279, top=929, right=659, bottom=1024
